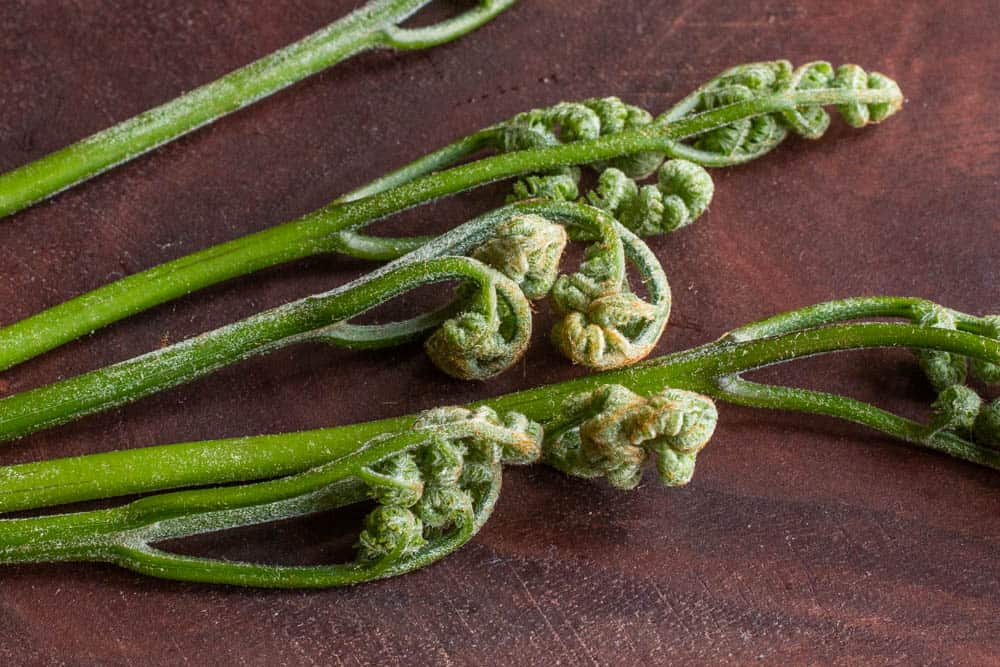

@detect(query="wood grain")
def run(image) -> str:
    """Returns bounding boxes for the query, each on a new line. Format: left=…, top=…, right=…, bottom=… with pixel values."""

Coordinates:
left=0, top=1, right=997, bottom=664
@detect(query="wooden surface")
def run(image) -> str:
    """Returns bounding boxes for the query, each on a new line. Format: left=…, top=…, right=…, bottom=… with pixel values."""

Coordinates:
left=1, top=1, right=998, bottom=664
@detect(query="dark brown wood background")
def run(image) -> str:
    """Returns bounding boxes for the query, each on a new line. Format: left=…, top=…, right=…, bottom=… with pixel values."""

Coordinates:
left=1, top=1, right=998, bottom=665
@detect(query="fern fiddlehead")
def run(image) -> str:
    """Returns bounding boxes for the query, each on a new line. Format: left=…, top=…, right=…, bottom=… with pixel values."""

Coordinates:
left=659, top=59, right=903, bottom=166
left=586, top=159, right=715, bottom=236
left=422, top=268, right=533, bottom=380
left=469, top=214, right=569, bottom=299
left=544, top=385, right=717, bottom=489
left=500, top=97, right=669, bottom=203
left=549, top=210, right=672, bottom=369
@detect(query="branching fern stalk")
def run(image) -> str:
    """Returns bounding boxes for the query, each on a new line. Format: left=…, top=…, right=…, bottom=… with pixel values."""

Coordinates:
left=0, top=60, right=903, bottom=373
left=0, top=198, right=677, bottom=441
left=0, top=0, right=519, bottom=219
left=0, top=299, right=996, bottom=588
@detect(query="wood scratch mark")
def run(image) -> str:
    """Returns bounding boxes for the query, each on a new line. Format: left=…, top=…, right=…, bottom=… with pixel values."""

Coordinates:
left=442, top=562, right=478, bottom=639
left=166, top=632, right=189, bottom=664
left=563, top=616, right=600, bottom=667
left=654, top=583, right=695, bottom=636
left=663, top=0, right=708, bottom=38
left=504, top=560, right=579, bottom=662
left=732, top=575, right=754, bottom=611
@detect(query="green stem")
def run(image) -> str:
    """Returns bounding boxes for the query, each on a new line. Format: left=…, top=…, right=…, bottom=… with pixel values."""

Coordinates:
left=710, top=376, right=1000, bottom=468
left=0, top=256, right=494, bottom=441
left=0, top=0, right=518, bottom=219
left=0, top=422, right=401, bottom=513
left=0, top=85, right=894, bottom=372
left=723, top=296, right=990, bottom=341
left=3, top=321, right=995, bottom=514
left=337, top=128, right=501, bottom=203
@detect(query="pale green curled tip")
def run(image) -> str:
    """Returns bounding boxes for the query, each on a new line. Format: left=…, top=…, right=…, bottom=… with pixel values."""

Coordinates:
left=415, top=405, right=542, bottom=463
left=419, top=436, right=465, bottom=487
left=781, top=61, right=837, bottom=138
left=410, top=405, right=542, bottom=538
left=495, top=408, right=547, bottom=464
left=864, top=71, right=905, bottom=123
left=501, top=97, right=666, bottom=205
left=507, top=171, right=580, bottom=202
left=356, top=505, right=427, bottom=562
left=349, top=402, right=546, bottom=569
left=930, top=385, right=982, bottom=436
left=833, top=65, right=904, bottom=126
left=423, top=268, right=533, bottom=380
left=660, top=60, right=791, bottom=165
left=543, top=384, right=717, bottom=489
left=782, top=60, right=905, bottom=134
left=550, top=384, right=649, bottom=489
left=362, top=452, right=423, bottom=507
left=0, top=0, right=520, bottom=220
left=415, top=486, right=474, bottom=535
left=970, top=316, right=1000, bottom=383
left=659, top=59, right=903, bottom=167
left=470, top=214, right=569, bottom=299
left=550, top=213, right=671, bottom=370
left=913, top=303, right=968, bottom=390
left=585, top=98, right=666, bottom=179
left=657, top=160, right=714, bottom=231
left=636, top=389, right=719, bottom=486
left=500, top=102, right=598, bottom=204
left=587, top=159, right=714, bottom=236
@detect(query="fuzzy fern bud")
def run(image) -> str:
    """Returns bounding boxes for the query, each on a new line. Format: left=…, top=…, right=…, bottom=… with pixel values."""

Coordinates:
left=471, top=214, right=568, bottom=299
left=414, top=485, right=474, bottom=534
left=781, top=61, right=903, bottom=137
left=552, top=292, right=658, bottom=369
left=930, top=385, right=982, bottom=435
left=913, top=303, right=967, bottom=391
left=970, top=315, right=1000, bottom=384
left=586, top=98, right=665, bottom=178
left=545, top=385, right=718, bottom=489
left=366, top=453, right=424, bottom=507
left=356, top=506, right=426, bottom=562
left=414, top=405, right=544, bottom=465
left=660, top=60, right=903, bottom=166
left=634, top=389, right=719, bottom=486
left=419, top=436, right=465, bottom=487
left=657, top=159, right=715, bottom=232
left=507, top=171, right=580, bottom=203
left=501, top=97, right=668, bottom=203
left=587, top=160, right=714, bottom=237
left=424, top=270, right=532, bottom=380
